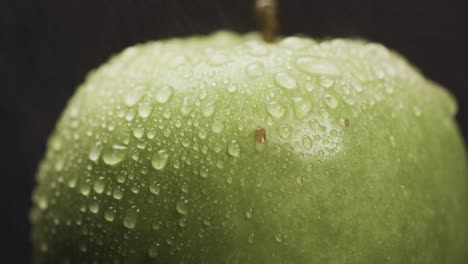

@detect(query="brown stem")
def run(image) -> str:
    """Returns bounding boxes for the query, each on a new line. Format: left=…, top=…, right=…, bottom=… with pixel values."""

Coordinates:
left=255, top=0, right=278, bottom=42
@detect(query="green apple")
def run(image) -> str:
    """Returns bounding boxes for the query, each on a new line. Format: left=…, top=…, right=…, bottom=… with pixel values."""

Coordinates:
left=31, top=31, right=468, bottom=263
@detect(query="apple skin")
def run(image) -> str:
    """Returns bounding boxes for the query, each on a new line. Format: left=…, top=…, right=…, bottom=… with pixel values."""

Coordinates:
left=31, top=31, right=468, bottom=263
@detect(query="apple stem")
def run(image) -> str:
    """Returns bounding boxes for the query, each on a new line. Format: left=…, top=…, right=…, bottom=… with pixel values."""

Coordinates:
left=255, top=0, right=278, bottom=42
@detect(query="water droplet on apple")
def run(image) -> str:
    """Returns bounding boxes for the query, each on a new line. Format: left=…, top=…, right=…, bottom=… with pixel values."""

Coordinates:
left=181, top=183, right=189, bottom=193
left=280, top=36, right=311, bottom=50
left=88, top=143, right=102, bottom=162
left=199, top=166, right=209, bottom=178
left=211, top=120, right=224, bottom=134
left=102, top=145, right=127, bottom=166
left=148, top=242, right=159, bottom=258
left=180, top=98, right=192, bottom=116
left=79, top=182, right=91, bottom=197
left=245, top=208, right=253, bottom=219
left=133, top=127, right=145, bottom=139
left=202, top=102, right=216, bottom=117
left=227, top=85, right=237, bottom=93
left=296, top=57, right=341, bottom=76
left=248, top=233, right=255, bottom=244
left=324, top=94, right=338, bottom=109
left=130, top=183, right=140, bottom=194
left=266, top=101, right=286, bottom=118
left=294, top=100, right=312, bottom=119
left=104, top=206, right=116, bottom=222
left=176, top=199, right=188, bottom=215
left=302, top=135, right=313, bottom=149
left=198, top=129, right=207, bottom=139
left=149, top=181, right=160, bottom=195
left=319, top=76, right=334, bottom=88
left=88, top=200, right=99, bottom=214
left=413, top=106, right=422, bottom=117
left=124, top=90, right=144, bottom=107
left=122, top=206, right=139, bottom=229
left=245, top=62, right=265, bottom=77
left=228, top=140, right=241, bottom=157
left=155, top=85, right=174, bottom=104
left=93, top=177, right=106, bottom=194
left=278, top=125, right=292, bottom=139
left=208, top=53, right=228, bottom=66
left=138, top=102, right=153, bottom=118
left=151, top=150, right=169, bottom=170
left=274, top=72, right=297, bottom=89
left=36, top=195, right=48, bottom=210
left=246, top=42, right=268, bottom=56
left=179, top=217, right=187, bottom=227
left=112, top=188, right=123, bottom=200
left=275, top=233, right=283, bottom=243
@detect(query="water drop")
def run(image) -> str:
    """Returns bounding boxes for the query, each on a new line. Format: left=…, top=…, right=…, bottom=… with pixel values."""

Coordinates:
left=274, top=72, right=297, bottom=89
left=294, top=100, right=312, bottom=119
left=389, top=135, right=396, bottom=147
left=319, top=76, right=334, bottom=88
left=302, top=135, right=313, bottom=149
left=79, top=182, right=91, bottom=197
left=275, top=233, right=283, bottom=243
left=181, top=183, right=189, bottom=193
left=113, top=188, right=123, bottom=200
left=149, top=182, right=160, bottom=195
left=148, top=242, right=159, bottom=258
left=324, top=94, right=338, bottom=109
left=266, top=102, right=286, bottom=118
left=102, top=145, right=127, bottom=166
left=280, top=36, right=310, bottom=50
left=211, top=120, right=224, bottom=133
left=180, top=98, right=192, bottom=116
left=156, top=85, right=174, bottom=104
left=151, top=150, right=169, bottom=170
left=227, top=85, right=237, bottom=93
left=152, top=221, right=161, bottom=230
left=413, top=106, right=422, bottom=117
left=104, top=207, right=116, bottom=222
left=176, top=199, right=189, bottom=215
left=125, top=109, right=136, bottom=121
left=208, top=53, right=228, bottom=66
left=228, top=140, right=241, bottom=157
left=199, top=166, right=209, bottom=178
left=198, top=130, right=207, bottom=139
left=133, top=127, right=145, bottom=139
left=278, top=125, right=292, bottom=139
left=130, top=183, right=140, bottom=194
left=37, top=196, right=48, bottom=210
left=245, top=208, right=253, bottom=219
left=245, top=62, right=265, bottom=77
left=125, top=90, right=144, bottom=107
left=88, top=143, right=103, bottom=162
left=138, top=102, right=153, bottom=118
left=247, top=42, right=268, bottom=56
left=123, top=206, right=139, bottom=229
left=93, top=177, right=106, bottom=194
left=248, top=233, right=255, bottom=244
left=88, top=201, right=100, bottom=214
left=296, top=57, right=341, bottom=76
left=202, top=102, right=216, bottom=117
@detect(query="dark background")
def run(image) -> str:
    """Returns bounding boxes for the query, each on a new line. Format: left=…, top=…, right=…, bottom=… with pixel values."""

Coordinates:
left=2, top=0, right=468, bottom=262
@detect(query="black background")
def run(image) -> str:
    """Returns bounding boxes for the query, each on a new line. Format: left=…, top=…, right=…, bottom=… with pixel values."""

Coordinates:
left=2, top=0, right=468, bottom=262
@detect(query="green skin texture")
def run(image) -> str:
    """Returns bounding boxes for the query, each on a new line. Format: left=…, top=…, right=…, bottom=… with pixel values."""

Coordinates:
left=31, top=31, right=468, bottom=263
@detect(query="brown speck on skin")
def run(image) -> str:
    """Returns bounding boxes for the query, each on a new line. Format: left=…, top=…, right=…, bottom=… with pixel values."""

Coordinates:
left=344, top=119, right=350, bottom=127
left=255, top=127, right=266, bottom=143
